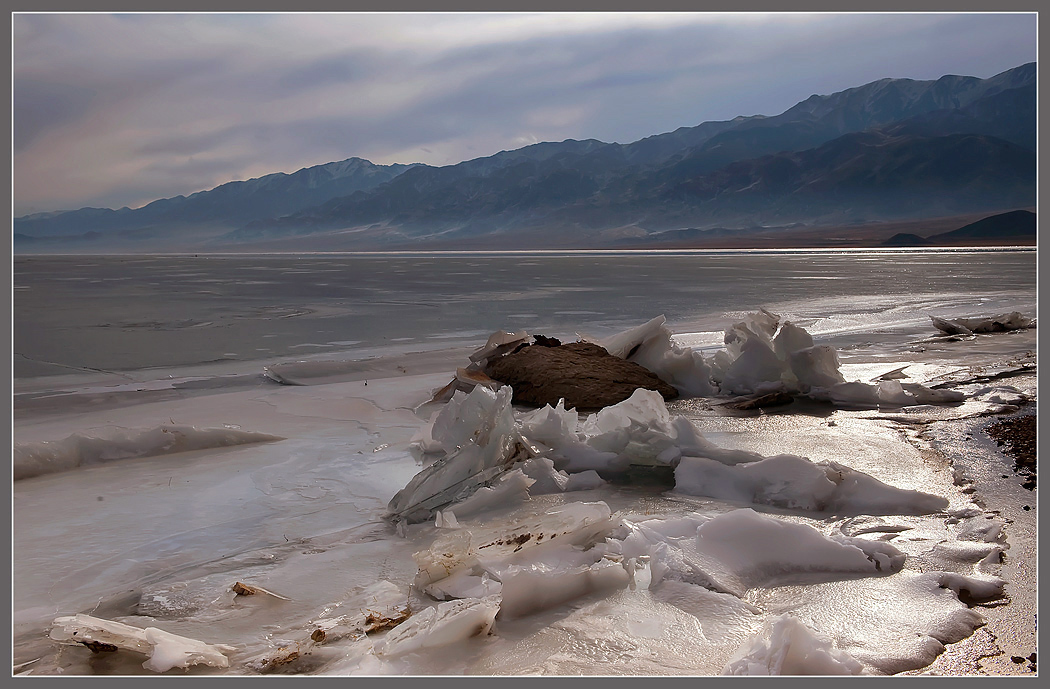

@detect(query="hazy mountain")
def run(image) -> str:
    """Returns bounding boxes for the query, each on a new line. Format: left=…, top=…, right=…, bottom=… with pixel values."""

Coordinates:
left=882, top=209, right=1036, bottom=246
left=14, top=157, right=418, bottom=239
left=15, top=62, right=1035, bottom=252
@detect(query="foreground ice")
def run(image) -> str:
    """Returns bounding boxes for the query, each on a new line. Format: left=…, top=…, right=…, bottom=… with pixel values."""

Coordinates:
left=13, top=304, right=1031, bottom=676
left=392, top=384, right=949, bottom=525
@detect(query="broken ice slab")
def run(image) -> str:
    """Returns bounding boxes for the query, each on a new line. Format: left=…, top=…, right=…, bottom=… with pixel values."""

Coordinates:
left=930, top=312, right=1035, bottom=336
left=49, top=613, right=236, bottom=673
left=14, top=424, right=285, bottom=481
left=722, top=614, right=864, bottom=675
left=413, top=501, right=619, bottom=591
left=426, top=366, right=505, bottom=405
left=371, top=596, right=500, bottom=657
left=614, top=509, right=905, bottom=598
left=468, top=329, right=531, bottom=365
left=482, top=542, right=630, bottom=618
left=414, top=501, right=630, bottom=618
left=238, top=580, right=410, bottom=674
left=591, top=314, right=718, bottom=397
left=304, top=580, right=412, bottom=643
left=673, top=453, right=949, bottom=516
left=389, top=385, right=531, bottom=524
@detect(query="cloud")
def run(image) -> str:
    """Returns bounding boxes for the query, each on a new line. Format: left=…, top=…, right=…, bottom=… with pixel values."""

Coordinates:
left=12, top=12, right=1037, bottom=215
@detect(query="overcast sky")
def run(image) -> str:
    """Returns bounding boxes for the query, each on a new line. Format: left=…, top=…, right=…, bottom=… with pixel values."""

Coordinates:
left=12, top=11, right=1037, bottom=216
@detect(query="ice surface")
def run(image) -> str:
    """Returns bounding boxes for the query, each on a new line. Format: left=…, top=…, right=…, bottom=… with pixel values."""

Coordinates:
left=13, top=284, right=1036, bottom=676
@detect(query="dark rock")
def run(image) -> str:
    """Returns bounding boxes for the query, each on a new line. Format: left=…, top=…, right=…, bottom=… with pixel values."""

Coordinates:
left=484, top=341, right=678, bottom=410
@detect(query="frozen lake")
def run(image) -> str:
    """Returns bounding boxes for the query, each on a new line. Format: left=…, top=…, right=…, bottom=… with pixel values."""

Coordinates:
left=12, top=250, right=1037, bottom=676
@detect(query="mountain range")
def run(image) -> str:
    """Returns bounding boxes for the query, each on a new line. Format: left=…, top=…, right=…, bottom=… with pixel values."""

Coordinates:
left=14, top=62, right=1036, bottom=252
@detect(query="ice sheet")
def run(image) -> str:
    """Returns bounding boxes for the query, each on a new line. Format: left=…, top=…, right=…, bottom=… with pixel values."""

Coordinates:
left=12, top=297, right=1036, bottom=676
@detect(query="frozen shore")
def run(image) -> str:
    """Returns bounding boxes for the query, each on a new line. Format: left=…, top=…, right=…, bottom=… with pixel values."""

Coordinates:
left=11, top=310, right=1037, bottom=676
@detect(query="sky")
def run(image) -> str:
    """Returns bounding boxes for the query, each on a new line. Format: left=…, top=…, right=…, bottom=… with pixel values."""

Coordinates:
left=11, top=11, right=1038, bottom=217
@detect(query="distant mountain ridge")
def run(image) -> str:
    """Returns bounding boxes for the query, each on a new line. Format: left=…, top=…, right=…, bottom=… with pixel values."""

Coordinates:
left=15, top=157, right=418, bottom=238
left=881, top=209, right=1036, bottom=247
left=14, top=62, right=1036, bottom=252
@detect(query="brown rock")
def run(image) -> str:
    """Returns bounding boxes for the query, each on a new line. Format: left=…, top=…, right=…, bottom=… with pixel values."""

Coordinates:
left=484, top=341, right=678, bottom=411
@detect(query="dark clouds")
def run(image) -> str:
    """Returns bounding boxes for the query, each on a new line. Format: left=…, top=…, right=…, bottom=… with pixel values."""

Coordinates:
left=12, top=12, right=1037, bottom=215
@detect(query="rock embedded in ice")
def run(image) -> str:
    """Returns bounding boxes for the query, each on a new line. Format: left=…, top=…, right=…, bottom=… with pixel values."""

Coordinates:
left=49, top=613, right=235, bottom=673
left=722, top=614, right=864, bottom=675
left=484, top=340, right=679, bottom=410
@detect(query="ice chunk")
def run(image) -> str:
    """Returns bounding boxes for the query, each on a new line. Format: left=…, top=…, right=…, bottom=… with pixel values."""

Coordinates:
left=424, top=571, right=502, bottom=601
left=372, top=596, right=500, bottom=657
left=600, top=315, right=719, bottom=397
left=788, top=346, right=846, bottom=390
left=444, top=468, right=534, bottom=520
left=469, top=329, right=531, bottom=364
left=616, top=509, right=904, bottom=598
left=718, top=338, right=789, bottom=396
left=595, top=315, right=669, bottom=359
left=674, top=454, right=949, bottom=515
left=483, top=544, right=630, bottom=618
left=413, top=502, right=618, bottom=591
left=722, top=614, right=864, bottom=675
left=936, top=573, right=1006, bottom=604
left=569, top=388, right=727, bottom=473
left=14, top=425, right=284, bottom=481
left=563, top=470, right=606, bottom=491
left=517, top=398, right=580, bottom=448
left=931, top=312, right=1035, bottom=335
left=518, top=456, right=570, bottom=495
left=307, top=580, right=411, bottom=640
left=772, top=321, right=814, bottom=360
left=49, top=613, right=235, bottom=673
left=388, top=385, right=526, bottom=523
